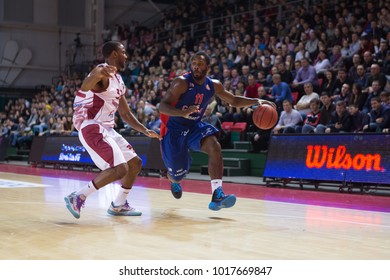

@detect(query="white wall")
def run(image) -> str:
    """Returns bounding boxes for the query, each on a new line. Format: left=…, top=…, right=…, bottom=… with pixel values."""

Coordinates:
left=0, top=0, right=96, bottom=87
left=0, top=0, right=173, bottom=87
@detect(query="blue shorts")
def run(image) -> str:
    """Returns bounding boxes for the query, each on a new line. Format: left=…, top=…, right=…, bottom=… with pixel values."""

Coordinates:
left=161, top=121, right=218, bottom=181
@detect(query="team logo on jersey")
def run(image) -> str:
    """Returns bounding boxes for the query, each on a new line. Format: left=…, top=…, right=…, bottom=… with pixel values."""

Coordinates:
left=206, top=84, right=210, bottom=90
left=189, top=82, right=194, bottom=88
left=201, top=127, right=214, bottom=137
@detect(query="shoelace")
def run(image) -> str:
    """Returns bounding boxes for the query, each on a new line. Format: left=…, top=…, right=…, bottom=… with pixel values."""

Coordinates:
left=171, top=183, right=181, bottom=192
left=74, top=196, right=85, bottom=209
left=122, top=201, right=136, bottom=211
left=215, top=188, right=225, bottom=199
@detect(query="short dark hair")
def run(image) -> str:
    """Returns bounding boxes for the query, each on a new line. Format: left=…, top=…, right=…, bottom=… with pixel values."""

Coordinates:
left=371, top=96, right=381, bottom=103
left=191, top=51, right=211, bottom=66
left=310, top=98, right=320, bottom=105
left=102, top=41, right=123, bottom=58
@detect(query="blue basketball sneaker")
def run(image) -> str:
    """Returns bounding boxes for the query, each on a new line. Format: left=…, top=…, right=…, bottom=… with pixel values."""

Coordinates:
left=171, top=182, right=182, bottom=199
left=208, top=187, right=236, bottom=211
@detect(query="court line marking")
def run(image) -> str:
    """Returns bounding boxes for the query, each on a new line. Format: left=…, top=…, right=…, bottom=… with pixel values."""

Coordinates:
left=0, top=179, right=49, bottom=188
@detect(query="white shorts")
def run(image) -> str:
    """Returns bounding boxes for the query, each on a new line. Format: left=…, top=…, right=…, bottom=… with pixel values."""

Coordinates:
left=78, top=120, right=138, bottom=170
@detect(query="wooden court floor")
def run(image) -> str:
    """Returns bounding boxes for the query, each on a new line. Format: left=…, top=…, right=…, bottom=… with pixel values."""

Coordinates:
left=0, top=163, right=390, bottom=260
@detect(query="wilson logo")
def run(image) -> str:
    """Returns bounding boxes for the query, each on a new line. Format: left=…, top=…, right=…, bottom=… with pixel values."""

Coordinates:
left=306, top=145, right=385, bottom=171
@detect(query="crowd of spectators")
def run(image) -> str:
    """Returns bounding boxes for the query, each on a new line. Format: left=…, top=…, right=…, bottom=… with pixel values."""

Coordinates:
left=1, top=0, right=390, bottom=153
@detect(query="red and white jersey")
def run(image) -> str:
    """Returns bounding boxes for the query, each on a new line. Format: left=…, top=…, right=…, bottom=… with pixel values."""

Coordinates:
left=73, top=64, right=126, bottom=131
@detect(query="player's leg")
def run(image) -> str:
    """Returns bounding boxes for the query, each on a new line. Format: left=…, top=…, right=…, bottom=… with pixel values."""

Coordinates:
left=189, top=122, right=236, bottom=211
left=106, top=130, right=143, bottom=216
left=200, top=135, right=236, bottom=210
left=200, top=135, right=223, bottom=179
left=64, top=122, right=128, bottom=218
left=161, top=130, right=189, bottom=199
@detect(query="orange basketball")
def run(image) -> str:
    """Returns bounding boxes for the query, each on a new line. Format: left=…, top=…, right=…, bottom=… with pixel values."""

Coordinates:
left=252, top=104, right=278, bottom=130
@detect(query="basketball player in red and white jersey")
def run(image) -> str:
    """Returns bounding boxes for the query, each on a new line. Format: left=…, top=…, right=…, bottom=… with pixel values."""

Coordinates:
left=64, top=41, right=161, bottom=219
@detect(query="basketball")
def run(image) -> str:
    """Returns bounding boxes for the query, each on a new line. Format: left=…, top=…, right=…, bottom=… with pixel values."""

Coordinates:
left=252, top=104, right=278, bottom=130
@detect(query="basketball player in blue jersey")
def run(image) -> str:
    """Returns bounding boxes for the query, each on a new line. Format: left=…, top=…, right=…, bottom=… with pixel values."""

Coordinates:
left=159, top=52, right=275, bottom=210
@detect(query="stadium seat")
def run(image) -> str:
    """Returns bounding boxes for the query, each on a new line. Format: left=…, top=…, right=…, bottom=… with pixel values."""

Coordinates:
left=221, top=122, right=234, bottom=131
left=231, top=122, right=247, bottom=132
left=292, top=92, right=299, bottom=105
left=231, top=122, right=247, bottom=141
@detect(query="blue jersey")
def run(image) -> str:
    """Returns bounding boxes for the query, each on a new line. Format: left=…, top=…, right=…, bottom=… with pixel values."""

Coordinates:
left=161, top=73, right=215, bottom=133
left=160, top=73, right=219, bottom=181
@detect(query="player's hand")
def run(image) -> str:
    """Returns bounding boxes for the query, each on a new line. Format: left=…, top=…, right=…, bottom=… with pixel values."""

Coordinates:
left=258, top=99, right=277, bottom=110
left=92, top=65, right=117, bottom=78
left=144, top=129, right=162, bottom=140
left=182, top=105, right=200, bottom=119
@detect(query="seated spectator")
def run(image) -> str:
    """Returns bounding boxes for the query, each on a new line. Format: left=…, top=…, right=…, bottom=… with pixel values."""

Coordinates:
left=383, top=51, right=390, bottom=75
left=362, top=80, right=382, bottom=113
left=306, top=30, right=319, bottom=61
left=329, top=45, right=344, bottom=70
left=362, top=50, right=375, bottom=72
left=316, top=101, right=351, bottom=133
left=317, top=92, right=336, bottom=128
left=229, top=89, right=245, bottom=122
left=146, top=110, right=162, bottom=134
left=291, top=58, right=318, bottom=98
left=321, top=70, right=336, bottom=95
left=297, top=98, right=321, bottom=133
left=215, top=98, right=232, bottom=123
left=244, top=74, right=261, bottom=98
left=9, top=117, right=26, bottom=147
left=349, top=33, right=361, bottom=58
left=294, top=82, right=319, bottom=117
left=374, top=38, right=388, bottom=64
left=50, top=117, right=65, bottom=136
left=26, top=108, right=39, bottom=129
left=3, top=119, right=17, bottom=138
left=348, top=103, right=370, bottom=132
left=33, top=108, right=50, bottom=136
left=272, top=100, right=302, bottom=134
left=270, top=74, right=293, bottom=113
left=332, top=83, right=352, bottom=106
left=313, top=50, right=331, bottom=75
left=0, top=121, right=9, bottom=138
left=363, top=97, right=390, bottom=132
left=332, top=68, right=353, bottom=97
left=277, top=62, right=294, bottom=85
left=16, top=127, right=33, bottom=149
left=348, top=54, right=362, bottom=82
left=353, top=65, right=368, bottom=88
left=294, top=42, right=310, bottom=63
left=365, top=64, right=387, bottom=92
left=380, top=91, right=390, bottom=107
left=350, top=83, right=367, bottom=111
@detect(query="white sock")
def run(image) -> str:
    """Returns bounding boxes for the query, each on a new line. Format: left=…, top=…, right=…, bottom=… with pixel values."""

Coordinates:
left=76, top=181, right=97, bottom=198
left=113, top=187, right=131, bottom=206
left=211, top=179, right=222, bottom=193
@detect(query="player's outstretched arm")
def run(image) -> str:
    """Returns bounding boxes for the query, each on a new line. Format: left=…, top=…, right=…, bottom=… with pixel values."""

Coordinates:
left=159, top=77, right=200, bottom=118
left=118, top=96, right=161, bottom=140
left=213, top=80, right=258, bottom=107
left=258, top=99, right=277, bottom=109
left=81, top=65, right=117, bottom=92
left=213, top=80, right=276, bottom=109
